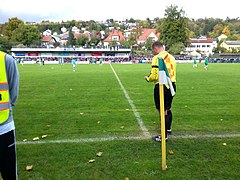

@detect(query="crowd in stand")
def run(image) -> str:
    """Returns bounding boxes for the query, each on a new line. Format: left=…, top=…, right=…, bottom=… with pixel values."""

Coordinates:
left=14, top=56, right=240, bottom=64
left=175, top=56, right=240, bottom=63
left=14, top=54, right=156, bottom=64
left=15, top=56, right=133, bottom=64
left=82, top=45, right=129, bottom=50
left=209, top=58, right=240, bottom=63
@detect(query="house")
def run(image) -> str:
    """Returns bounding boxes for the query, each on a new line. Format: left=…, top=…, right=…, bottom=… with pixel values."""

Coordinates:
left=103, top=30, right=125, bottom=46
left=137, top=29, right=160, bottom=44
left=59, top=31, right=91, bottom=46
left=72, top=26, right=80, bottom=33
left=100, top=30, right=105, bottom=40
left=220, top=41, right=240, bottom=52
left=41, top=35, right=56, bottom=47
left=186, top=37, right=217, bottom=56
left=60, top=32, right=69, bottom=46
left=74, top=32, right=91, bottom=41
left=42, top=29, right=52, bottom=36
left=61, top=26, right=67, bottom=33
left=217, top=34, right=227, bottom=42
left=124, top=28, right=159, bottom=45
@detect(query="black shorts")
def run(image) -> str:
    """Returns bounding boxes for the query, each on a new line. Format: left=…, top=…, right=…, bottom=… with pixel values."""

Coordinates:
left=0, top=130, right=17, bottom=180
left=154, top=83, right=176, bottom=110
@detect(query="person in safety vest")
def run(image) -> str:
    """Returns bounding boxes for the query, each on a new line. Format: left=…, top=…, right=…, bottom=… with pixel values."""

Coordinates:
left=144, top=42, right=176, bottom=142
left=0, top=51, right=19, bottom=180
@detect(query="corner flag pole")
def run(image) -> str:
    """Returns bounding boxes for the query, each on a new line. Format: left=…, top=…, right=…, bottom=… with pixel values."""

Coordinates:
left=158, top=57, right=167, bottom=171
left=159, top=84, right=167, bottom=170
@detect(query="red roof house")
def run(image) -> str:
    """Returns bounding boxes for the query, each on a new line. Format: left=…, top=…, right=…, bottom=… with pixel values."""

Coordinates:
left=103, top=30, right=125, bottom=46
left=137, top=29, right=160, bottom=44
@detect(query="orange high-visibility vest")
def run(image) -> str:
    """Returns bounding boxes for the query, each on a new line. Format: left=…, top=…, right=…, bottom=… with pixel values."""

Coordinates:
left=0, top=51, right=10, bottom=124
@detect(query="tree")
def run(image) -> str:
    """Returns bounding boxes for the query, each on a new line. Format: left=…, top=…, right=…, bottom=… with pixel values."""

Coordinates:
left=120, top=39, right=132, bottom=48
left=11, top=24, right=40, bottom=46
left=145, top=37, right=155, bottom=50
left=158, top=5, right=189, bottom=49
left=128, top=18, right=136, bottom=23
left=108, top=40, right=118, bottom=47
left=168, top=42, right=185, bottom=55
left=88, top=31, right=101, bottom=46
left=106, top=19, right=114, bottom=25
left=209, top=24, right=224, bottom=37
left=0, top=24, right=4, bottom=34
left=138, top=19, right=152, bottom=28
left=227, top=33, right=240, bottom=40
left=187, top=19, right=198, bottom=37
left=3, top=17, right=23, bottom=40
left=0, top=35, right=12, bottom=52
left=76, top=35, right=88, bottom=46
left=87, top=20, right=101, bottom=31
left=67, top=30, right=75, bottom=47
left=222, top=27, right=230, bottom=36
left=130, top=25, right=143, bottom=43
left=203, top=18, right=223, bottom=36
left=66, top=20, right=77, bottom=29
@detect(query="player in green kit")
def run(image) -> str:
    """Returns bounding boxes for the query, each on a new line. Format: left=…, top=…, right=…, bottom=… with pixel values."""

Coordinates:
left=204, top=57, right=209, bottom=70
left=193, top=57, right=197, bottom=68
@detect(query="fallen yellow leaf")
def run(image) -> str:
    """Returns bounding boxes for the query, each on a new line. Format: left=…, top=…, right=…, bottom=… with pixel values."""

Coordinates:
left=26, top=165, right=33, bottom=171
left=120, top=126, right=124, bottom=129
left=96, top=152, right=103, bottom=157
left=88, top=159, right=95, bottom=163
left=32, top=137, right=39, bottom=141
left=168, top=149, right=174, bottom=155
left=125, top=177, right=129, bottom=180
left=23, top=139, right=27, bottom=142
left=41, top=135, right=47, bottom=139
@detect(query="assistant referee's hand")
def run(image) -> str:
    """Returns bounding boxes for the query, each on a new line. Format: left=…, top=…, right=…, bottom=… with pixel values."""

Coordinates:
left=144, top=76, right=149, bottom=82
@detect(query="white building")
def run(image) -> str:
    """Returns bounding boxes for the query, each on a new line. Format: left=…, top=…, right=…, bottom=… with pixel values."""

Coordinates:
left=220, top=41, right=240, bottom=52
left=72, top=26, right=80, bottom=33
left=61, top=27, right=67, bottom=33
left=217, top=34, right=227, bottom=42
left=42, top=29, right=52, bottom=36
left=186, top=37, right=217, bottom=57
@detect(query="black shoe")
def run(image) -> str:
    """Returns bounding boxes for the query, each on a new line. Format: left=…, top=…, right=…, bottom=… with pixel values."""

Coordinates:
left=167, top=129, right=172, bottom=135
left=152, top=135, right=168, bottom=142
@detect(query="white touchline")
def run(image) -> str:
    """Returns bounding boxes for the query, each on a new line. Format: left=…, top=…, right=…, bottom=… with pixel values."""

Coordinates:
left=17, top=136, right=148, bottom=145
left=110, top=64, right=150, bottom=137
left=17, top=133, right=240, bottom=145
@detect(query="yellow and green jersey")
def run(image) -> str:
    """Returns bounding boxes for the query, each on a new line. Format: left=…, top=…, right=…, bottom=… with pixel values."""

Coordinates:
left=146, top=51, right=176, bottom=84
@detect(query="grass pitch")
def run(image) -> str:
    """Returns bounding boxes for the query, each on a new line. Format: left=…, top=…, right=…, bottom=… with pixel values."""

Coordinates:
left=14, top=63, right=240, bottom=179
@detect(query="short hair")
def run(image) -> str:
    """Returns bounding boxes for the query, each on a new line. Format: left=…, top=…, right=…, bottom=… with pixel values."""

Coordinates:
left=152, top=41, right=164, bottom=49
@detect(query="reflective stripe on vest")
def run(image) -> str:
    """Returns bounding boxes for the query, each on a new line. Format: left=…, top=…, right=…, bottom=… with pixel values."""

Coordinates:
left=0, top=51, right=10, bottom=124
left=164, top=54, right=175, bottom=81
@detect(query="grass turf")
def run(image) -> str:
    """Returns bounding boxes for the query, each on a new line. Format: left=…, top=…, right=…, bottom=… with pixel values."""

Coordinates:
left=13, top=63, right=240, bottom=179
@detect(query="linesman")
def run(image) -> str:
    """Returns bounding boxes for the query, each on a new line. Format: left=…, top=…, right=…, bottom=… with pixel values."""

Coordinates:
left=0, top=51, right=19, bottom=180
left=145, top=42, right=176, bottom=142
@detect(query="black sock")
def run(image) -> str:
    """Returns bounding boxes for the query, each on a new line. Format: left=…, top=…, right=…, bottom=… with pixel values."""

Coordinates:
left=165, top=110, right=172, bottom=131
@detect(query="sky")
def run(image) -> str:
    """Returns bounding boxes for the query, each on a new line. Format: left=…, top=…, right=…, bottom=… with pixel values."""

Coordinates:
left=0, top=0, right=239, bottom=23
